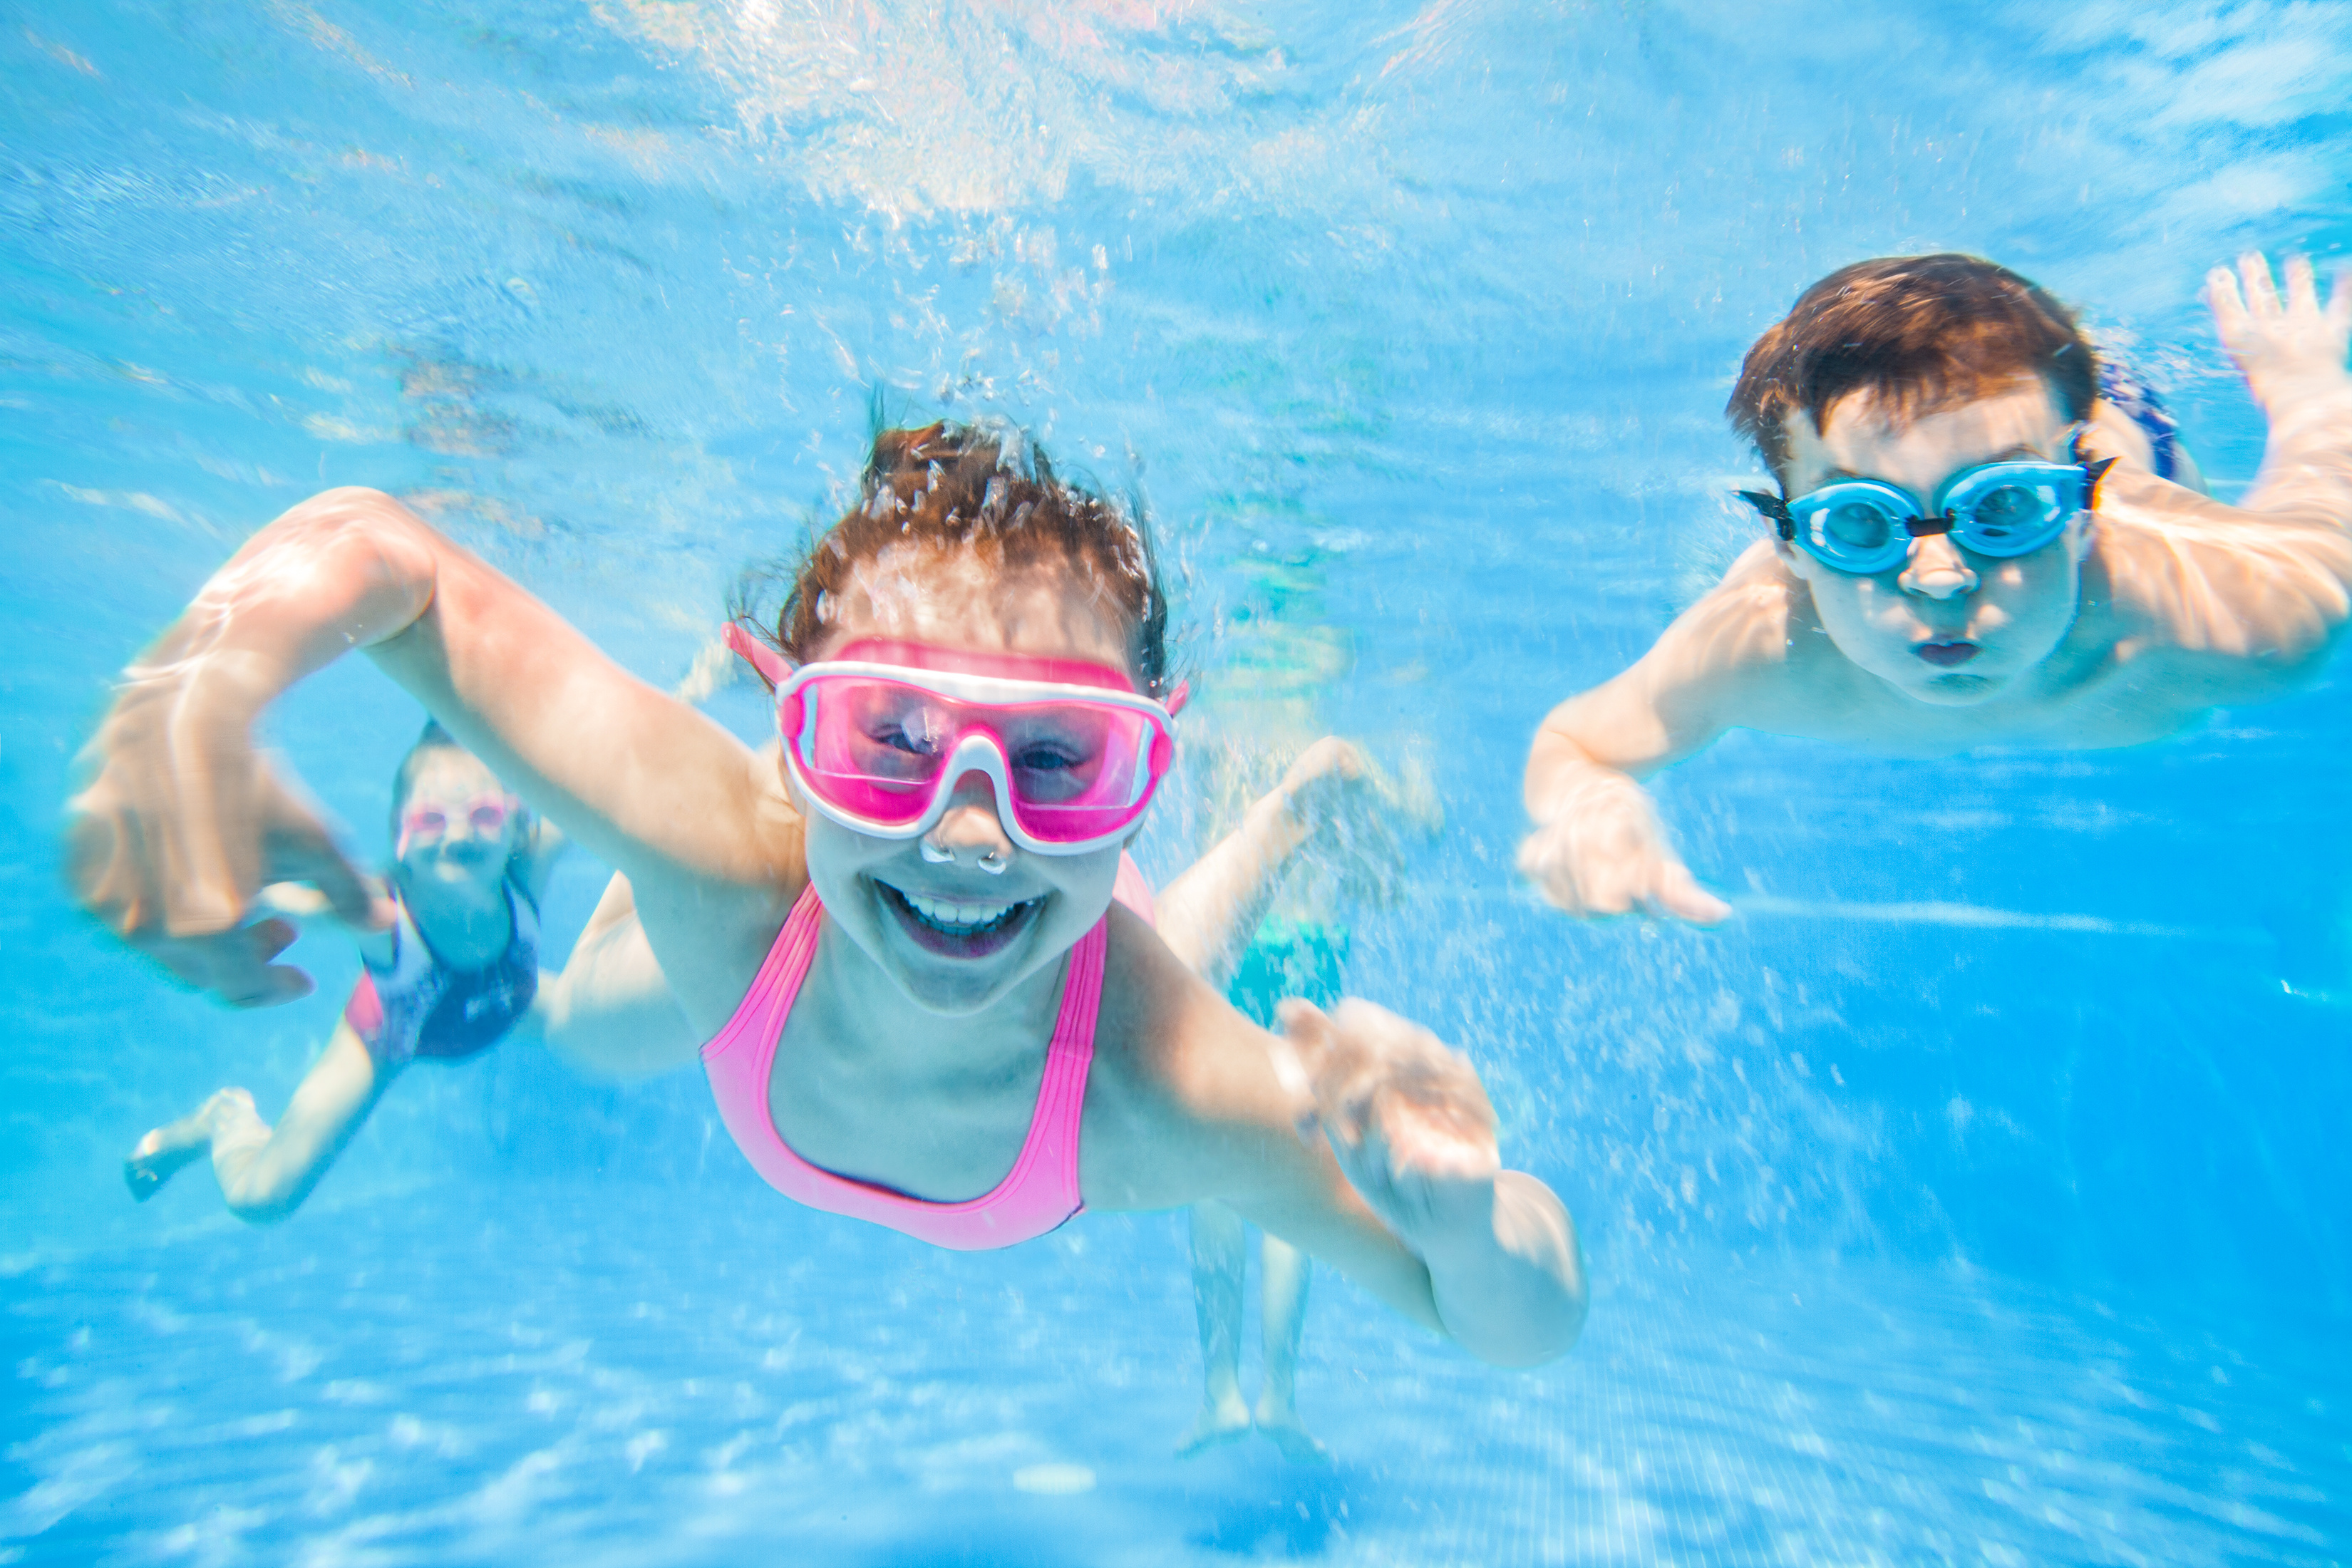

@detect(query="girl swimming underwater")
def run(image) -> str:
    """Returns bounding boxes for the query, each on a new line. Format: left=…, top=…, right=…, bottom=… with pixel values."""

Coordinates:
left=123, top=725, right=562, bottom=1219
left=68, top=422, right=1585, bottom=1366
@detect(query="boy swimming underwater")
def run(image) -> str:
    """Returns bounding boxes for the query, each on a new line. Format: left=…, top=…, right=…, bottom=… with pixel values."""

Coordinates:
left=1520, top=252, right=2352, bottom=920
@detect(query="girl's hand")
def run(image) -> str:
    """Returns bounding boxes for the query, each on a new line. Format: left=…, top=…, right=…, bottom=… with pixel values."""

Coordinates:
left=1515, top=764, right=1728, bottom=923
left=2208, top=252, right=2352, bottom=412
left=1273, top=997, right=1502, bottom=1251
left=66, top=678, right=389, bottom=1006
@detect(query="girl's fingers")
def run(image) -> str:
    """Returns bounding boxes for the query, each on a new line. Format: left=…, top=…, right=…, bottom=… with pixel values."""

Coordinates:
left=262, top=772, right=392, bottom=931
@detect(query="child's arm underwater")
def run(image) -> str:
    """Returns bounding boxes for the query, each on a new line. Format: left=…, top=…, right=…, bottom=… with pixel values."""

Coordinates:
left=530, top=870, right=701, bottom=1078
left=1155, top=736, right=1371, bottom=989
left=2085, top=254, right=2352, bottom=703
left=1515, top=564, right=1792, bottom=924
left=1095, top=938, right=1587, bottom=1368
left=63, top=490, right=799, bottom=1012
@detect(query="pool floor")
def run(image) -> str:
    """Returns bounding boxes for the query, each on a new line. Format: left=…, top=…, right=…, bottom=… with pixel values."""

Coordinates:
left=4, top=1181, right=2344, bottom=1567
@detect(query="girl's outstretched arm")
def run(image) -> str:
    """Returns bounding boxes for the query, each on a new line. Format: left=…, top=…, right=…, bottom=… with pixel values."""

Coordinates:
left=66, top=488, right=796, bottom=1009
left=1098, top=939, right=1587, bottom=1368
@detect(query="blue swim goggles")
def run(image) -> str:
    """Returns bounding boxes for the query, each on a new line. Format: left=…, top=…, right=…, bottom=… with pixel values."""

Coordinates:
left=1738, top=435, right=2117, bottom=576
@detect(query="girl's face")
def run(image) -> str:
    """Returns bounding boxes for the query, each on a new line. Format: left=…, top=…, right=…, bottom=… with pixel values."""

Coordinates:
left=396, top=751, right=520, bottom=887
left=790, top=544, right=1138, bottom=1016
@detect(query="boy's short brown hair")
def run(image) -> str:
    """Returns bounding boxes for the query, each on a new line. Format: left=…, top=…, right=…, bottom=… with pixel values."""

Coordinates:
left=1728, top=254, right=2098, bottom=480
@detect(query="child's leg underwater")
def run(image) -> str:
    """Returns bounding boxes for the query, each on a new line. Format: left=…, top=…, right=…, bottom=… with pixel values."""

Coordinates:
left=124, top=1021, right=389, bottom=1222
left=1251, top=1231, right=1329, bottom=1462
left=1180, top=1199, right=1256, bottom=1455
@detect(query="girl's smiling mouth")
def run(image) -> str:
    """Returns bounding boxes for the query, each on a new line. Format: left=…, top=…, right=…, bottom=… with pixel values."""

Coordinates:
left=875, top=879, right=1042, bottom=959
left=1914, top=639, right=1981, bottom=667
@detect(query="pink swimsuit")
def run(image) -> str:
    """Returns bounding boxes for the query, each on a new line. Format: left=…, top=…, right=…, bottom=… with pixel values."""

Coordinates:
left=701, top=856, right=1155, bottom=1251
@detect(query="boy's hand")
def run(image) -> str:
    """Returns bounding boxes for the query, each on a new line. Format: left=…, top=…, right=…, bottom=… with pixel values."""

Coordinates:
left=1517, top=766, right=1729, bottom=923
left=65, top=677, right=391, bottom=1007
left=1274, top=998, right=1502, bottom=1250
left=2208, top=252, right=2352, bottom=412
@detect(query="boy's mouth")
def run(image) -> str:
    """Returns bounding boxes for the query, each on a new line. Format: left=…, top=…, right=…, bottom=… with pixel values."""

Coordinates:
left=876, top=880, right=1041, bottom=959
left=1913, top=640, right=1980, bottom=667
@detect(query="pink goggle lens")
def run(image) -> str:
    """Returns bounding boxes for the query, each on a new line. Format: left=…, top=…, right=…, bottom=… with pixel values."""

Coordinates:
left=785, top=674, right=1172, bottom=842
left=401, top=795, right=511, bottom=843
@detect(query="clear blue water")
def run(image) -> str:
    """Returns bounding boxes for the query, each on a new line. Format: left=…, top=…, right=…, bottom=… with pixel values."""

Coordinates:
left=5, top=1, right=2351, bottom=1563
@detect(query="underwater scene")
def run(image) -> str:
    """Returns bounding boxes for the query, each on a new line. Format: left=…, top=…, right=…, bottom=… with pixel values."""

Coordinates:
left=4, top=1, right=2350, bottom=1563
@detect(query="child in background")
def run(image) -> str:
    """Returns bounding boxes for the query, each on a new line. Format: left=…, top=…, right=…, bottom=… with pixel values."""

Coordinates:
left=1520, top=252, right=2352, bottom=920
left=123, top=725, right=563, bottom=1219
left=1155, top=737, right=1371, bottom=1463
left=72, top=421, right=1586, bottom=1368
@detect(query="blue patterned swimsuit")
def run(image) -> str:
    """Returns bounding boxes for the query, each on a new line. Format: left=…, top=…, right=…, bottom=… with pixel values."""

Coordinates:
left=343, top=880, right=540, bottom=1068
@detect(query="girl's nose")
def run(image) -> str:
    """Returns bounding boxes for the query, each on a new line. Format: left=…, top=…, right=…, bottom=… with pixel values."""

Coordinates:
left=927, top=771, right=1017, bottom=865
left=1898, top=533, right=1979, bottom=600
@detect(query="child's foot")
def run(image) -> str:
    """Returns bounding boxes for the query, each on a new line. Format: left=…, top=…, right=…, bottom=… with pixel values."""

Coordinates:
left=123, top=1088, right=253, bottom=1202
left=1176, top=1395, right=1253, bottom=1458
left=1253, top=1403, right=1331, bottom=1465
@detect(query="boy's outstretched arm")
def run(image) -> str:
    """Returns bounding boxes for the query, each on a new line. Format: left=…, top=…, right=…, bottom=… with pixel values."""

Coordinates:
left=2095, top=255, right=2352, bottom=699
left=1520, top=559, right=1789, bottom=923
left=2215, top=253, right=2352, bottom=527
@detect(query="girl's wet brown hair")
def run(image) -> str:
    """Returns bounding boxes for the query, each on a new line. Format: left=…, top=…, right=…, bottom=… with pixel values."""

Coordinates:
left=1729, top=254, right=2098, bottom=481
left=734, top=421, right=1174, bottom=698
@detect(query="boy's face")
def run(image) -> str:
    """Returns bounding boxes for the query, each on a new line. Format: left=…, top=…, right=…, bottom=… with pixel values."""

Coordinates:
left=1776, top=379, right=2090, bottom=706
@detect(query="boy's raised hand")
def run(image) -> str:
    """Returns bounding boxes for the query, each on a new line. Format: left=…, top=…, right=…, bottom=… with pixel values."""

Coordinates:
left=2208, top=252, right=2352, bottom=412
left=1275, top=997, right=1502, bottom=1247
left=1515, top=766, right=1730, bottom=924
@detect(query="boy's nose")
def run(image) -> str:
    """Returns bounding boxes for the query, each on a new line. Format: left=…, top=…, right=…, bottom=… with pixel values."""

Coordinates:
left=1898, top=534, right=1978, bottom=600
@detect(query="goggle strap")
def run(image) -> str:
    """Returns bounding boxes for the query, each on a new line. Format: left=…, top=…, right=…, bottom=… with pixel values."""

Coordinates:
left=2082, top=456, right=2118, bottom=510
left=1737, top=489, right=1796, bottom=541
left=723, top=621, right=794, bottom=690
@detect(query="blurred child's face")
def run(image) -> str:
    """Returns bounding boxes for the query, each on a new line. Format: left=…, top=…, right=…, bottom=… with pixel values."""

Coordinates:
left=789, top=544, right=1135, bottom=1016
left=396, top=752, right=520, bottom=885
left=1778, top=380, right=2089, bottom=706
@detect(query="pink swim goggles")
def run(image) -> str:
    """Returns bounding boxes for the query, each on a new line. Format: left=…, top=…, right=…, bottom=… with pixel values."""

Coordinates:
left=397, top=793, right=515, bottom=857
left=724, top=626, right=1182, bottom=855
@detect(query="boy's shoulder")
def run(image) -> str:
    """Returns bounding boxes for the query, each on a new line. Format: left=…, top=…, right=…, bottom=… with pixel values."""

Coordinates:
left=1659, top=544, right=1847, bottom=688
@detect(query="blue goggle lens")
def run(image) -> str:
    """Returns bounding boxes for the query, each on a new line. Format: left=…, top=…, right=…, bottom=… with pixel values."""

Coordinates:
left=1784, top=462, right=2088, bottom=573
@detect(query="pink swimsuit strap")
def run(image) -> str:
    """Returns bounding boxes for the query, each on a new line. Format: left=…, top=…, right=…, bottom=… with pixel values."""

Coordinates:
left=701, top=855, right=1152, bottom=1252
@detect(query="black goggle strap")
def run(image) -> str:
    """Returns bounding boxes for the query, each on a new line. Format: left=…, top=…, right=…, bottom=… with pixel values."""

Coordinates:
left=1736, top=489, right=1796, bottom=541
left=2067, top=426, right=2121, bottom=510
left=2081, top=455, right=2118, bottom=510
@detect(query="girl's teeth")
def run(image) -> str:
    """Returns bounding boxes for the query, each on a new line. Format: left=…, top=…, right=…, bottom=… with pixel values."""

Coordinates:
left=904, top=892, right=1018, bottom=929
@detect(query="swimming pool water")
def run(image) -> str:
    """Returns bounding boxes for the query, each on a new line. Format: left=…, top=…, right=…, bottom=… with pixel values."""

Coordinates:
left=9, top=1185, right=2348, bottom=1567
left=6, top=0, right=2351, bottom=1562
